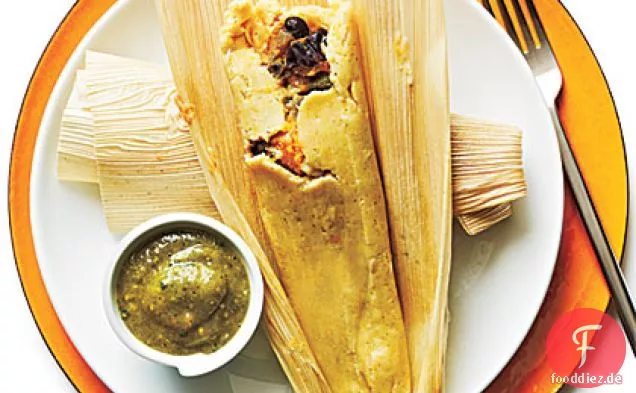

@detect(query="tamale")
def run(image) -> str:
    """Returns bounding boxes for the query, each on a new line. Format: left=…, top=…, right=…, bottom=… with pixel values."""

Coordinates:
left=155, top=0, right=331, bottom=391
left=221, top=1, right=410, bottom=392
left=352, top=0, right=453, bottom=391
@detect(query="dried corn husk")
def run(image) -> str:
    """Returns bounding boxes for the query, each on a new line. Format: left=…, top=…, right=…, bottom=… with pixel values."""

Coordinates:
left=352, top=0, right=452, bottom=391
left=154, top=1, right=330, bottom=392
left=60, top=51, right=219, bottom=232
left=57, top=76, right=97, bottom=183
left=451, top=113, right=527, bottom=215
left=457, top=203, right=513, bottom=235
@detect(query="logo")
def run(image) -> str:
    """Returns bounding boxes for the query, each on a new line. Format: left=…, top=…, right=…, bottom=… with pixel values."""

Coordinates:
left=546, top=308, right=626, bottom=388
left=572, top=324, right=602, bottom=368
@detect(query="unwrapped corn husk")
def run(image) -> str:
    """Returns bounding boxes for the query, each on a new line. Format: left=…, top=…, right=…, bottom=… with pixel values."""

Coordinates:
left=457, top=203, right=513, bottom=235
left=58, top=52, right=525, bottom=236
left=57, top=84, right=96, bottom=183
left=451, top=114, right=527, bottom=235
left=351, top=0, right=452, bottom=391
left=451, top=113, right=527, bottom=216
left=61, top=51, right=219, bottom=232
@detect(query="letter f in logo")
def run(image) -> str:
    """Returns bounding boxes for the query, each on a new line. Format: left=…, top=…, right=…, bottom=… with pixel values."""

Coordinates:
left=573, top=324, right=602, bottom=368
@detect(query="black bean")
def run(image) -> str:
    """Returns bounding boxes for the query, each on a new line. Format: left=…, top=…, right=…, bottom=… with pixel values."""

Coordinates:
left=249, top=139, right=268, bottom=156
left=288, top=42, right=321, bottom=67
left=306, top=40, right=319, bottom=53
left=307, top=29, right=328, bottom=51
left=284, top=17, right=309, bottom=38
left=286, top=42, right=301, bottom=65
left=314, top=28, right=328, bottom=45
left=267, top=61, right=284, bottom=77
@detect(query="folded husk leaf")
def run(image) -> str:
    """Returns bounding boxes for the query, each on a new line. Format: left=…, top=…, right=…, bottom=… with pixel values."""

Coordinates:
left=57, top=75, right=97, bottom=183
left=66, top=51, right=219, bottom=232
left=457, top=203, right=513, bottom=236
left=351, top=0, right=452, bottom=391
left=451, top=113, right=527, bottom=215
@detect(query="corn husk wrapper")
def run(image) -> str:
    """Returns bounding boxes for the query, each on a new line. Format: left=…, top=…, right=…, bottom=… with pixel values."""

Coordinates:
left=154, top=1, right=331, bottom=391
left=351, top=0, right=452, bottom=391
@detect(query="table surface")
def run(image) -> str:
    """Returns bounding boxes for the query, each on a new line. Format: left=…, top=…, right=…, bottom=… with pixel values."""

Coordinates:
left=1, top=1, right=635, bottom=392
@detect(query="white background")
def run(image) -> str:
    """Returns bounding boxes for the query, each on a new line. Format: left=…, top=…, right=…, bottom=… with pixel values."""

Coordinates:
left=0, top=0, right=635, bottom=392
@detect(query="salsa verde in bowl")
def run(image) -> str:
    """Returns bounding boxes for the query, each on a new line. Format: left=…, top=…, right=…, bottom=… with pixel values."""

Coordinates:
left=104, top=213, right=264, bottom=377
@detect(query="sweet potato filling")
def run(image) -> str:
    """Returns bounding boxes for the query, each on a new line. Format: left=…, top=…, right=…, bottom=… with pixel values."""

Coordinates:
left=269, top=130, right=305, bottom=175
left=247, top=126, right=333, bottom=179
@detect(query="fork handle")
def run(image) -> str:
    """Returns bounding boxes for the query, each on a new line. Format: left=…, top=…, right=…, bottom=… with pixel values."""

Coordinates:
left=549, top=105, right=636, bottom=354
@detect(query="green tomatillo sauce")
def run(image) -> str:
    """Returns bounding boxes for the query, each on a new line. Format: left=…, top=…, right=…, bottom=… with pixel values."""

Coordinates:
left=116, top=231, right=250, bottom=356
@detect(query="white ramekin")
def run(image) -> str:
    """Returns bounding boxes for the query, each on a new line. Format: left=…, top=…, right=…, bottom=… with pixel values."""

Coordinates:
left=103, top=213, right=263, bottom=377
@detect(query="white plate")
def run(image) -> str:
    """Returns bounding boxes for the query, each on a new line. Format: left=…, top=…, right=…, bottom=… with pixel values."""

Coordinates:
left=29, top=0, right=563, bottom=392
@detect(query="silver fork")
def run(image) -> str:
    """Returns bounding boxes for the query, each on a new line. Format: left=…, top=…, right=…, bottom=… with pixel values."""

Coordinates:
left=486, top=0, right=636, bottom=353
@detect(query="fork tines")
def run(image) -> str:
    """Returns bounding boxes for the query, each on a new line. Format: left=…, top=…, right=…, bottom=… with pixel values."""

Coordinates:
left=486, top=0, right=548, bottom=54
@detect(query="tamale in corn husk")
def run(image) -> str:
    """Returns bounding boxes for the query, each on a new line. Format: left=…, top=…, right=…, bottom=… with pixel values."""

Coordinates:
left=351, top=0, right=452, bottom=391
left=220, top=1, right=410, bottom=391
left=155, top=1, right=331, bottom=391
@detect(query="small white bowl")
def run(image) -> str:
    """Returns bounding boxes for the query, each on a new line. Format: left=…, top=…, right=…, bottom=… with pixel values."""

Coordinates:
left=103, top=213, right=264, bottom=377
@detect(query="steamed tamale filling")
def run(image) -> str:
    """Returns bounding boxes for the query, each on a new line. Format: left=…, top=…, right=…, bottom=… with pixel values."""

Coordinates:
left=264, top=17, right=333, bottom=94
left=247, top=128, right=335, bottom=178
left=268, top=130, right=305, bottom=175
left=246, top=94, right=333, bottom=178
left=247, top=128, right=306, bottom=176
left=245, top=16, right=335, bottom=179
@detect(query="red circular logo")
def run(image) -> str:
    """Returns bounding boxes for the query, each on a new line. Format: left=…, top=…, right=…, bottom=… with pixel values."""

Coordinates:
left=546, top=308, right=626, bottom=387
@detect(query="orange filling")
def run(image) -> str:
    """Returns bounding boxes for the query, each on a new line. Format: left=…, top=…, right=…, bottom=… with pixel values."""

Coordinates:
left=269, top=129, right=305, bottom=176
